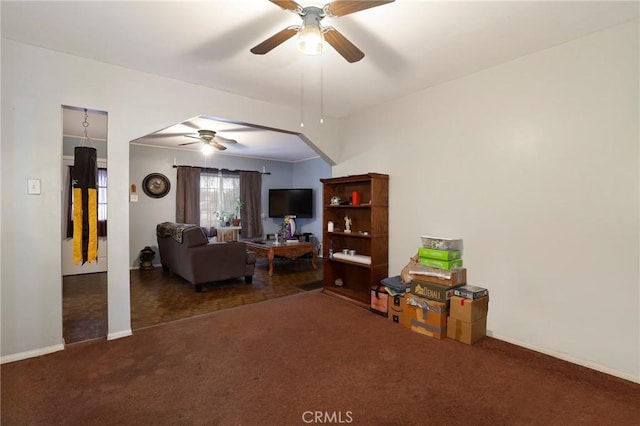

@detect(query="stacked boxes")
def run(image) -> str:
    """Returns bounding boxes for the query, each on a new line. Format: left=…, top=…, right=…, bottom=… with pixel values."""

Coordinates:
left=418, top=236, right=464, bottom=270
left=447, top=289, right=489, bottom=345
left=411, top=236, right=465, bottom=301
left=401, top=236, right=465, bottom=339
left=385, top=276, right=411, bottom=326
left=373, top=236, right=490, bottom=346
left=418, top=247, right=463, bottom=270
left=372, top=276, right=411, bottom=320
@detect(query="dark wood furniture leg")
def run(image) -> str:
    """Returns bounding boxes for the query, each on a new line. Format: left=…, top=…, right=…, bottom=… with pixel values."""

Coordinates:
left=267, top=250, right=275, bottom=277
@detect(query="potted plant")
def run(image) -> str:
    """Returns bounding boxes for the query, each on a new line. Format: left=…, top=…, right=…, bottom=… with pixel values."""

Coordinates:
left=215, top=210, right=231, bottom=227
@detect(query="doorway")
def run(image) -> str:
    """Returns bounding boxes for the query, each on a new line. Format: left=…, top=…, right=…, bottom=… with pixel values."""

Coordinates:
left=61, top=106, right=108, bottom=344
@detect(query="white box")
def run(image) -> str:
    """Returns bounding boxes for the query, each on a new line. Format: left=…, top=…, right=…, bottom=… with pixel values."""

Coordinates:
left=420, top=235, right=463, bottom=252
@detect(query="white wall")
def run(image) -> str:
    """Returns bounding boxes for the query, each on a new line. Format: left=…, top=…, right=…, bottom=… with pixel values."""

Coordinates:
left=1, top=38, right=339, bottom=360
left=335, top=21, right=639, bottom=381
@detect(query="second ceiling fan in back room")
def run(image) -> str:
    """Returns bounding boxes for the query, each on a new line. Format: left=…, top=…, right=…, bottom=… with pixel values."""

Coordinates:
left=179, top=129, right=238, bottom=154
left=250, top=0, right=395, bottom=63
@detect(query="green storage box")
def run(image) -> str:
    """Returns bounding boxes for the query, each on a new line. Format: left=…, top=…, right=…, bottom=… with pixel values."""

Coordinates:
left=419, top=257, right=463, bottom=271
left=418, top=247, right=461, bottom=261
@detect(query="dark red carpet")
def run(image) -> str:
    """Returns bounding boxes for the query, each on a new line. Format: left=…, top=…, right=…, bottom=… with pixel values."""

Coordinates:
left=2, top=290, right=638, bottom=425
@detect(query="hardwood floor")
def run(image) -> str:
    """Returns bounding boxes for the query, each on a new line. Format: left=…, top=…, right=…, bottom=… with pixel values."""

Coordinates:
left=63, top=256, right=323, bottom=345
left=63, top=271, right=108, bottom=344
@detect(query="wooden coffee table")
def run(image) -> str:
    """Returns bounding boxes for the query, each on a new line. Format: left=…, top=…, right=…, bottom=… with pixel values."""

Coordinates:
left=245, top=240, right=317, bottom=276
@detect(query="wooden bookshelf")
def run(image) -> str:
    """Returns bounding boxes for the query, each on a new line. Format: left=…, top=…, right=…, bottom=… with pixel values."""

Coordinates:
left=320, top=173, right=389, bottom=305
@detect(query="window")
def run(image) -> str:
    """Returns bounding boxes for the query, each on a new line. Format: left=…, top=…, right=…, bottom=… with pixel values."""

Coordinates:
left=66, top=167, right=107, bottom=237
left=200, top=171, right=239, bottom=227
left=97, top=168, right=107, bottom=223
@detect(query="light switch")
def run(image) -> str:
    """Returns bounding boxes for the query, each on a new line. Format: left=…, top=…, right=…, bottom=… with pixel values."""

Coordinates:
left=27, top=179, right=41, bottom=195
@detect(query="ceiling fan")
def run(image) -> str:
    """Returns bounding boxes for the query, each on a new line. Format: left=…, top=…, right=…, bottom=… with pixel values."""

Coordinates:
left=179, top=129, right=238, bottom=152
left=250, top=0, right=395, bottom=63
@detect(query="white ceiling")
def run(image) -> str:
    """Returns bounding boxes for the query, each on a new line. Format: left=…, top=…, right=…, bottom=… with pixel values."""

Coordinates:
left=5, top=1, right=639, bottom=162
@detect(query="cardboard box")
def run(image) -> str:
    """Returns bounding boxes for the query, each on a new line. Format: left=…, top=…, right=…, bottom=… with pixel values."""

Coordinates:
left=410, top=280, right=464, bottom=302
left=418, top=247, right=461, bottom=261
left=421, top=235, right=463, bottom=252
left=453, top=285, right=489, bottom=300
left=370, top=285, right=388, bottom=317
left=447, top=316, right=487, bottom=345
left=405, top=295, right=448, bottom=339
left=387, top=294, right=411, bottom=328
left=419, top=257, right=463, bottom=271
left=410, top=268, right=467, bottom=287
left=449, top=296, right=489, bottom=323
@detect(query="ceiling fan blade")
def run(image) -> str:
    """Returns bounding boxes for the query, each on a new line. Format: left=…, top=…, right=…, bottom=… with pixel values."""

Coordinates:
left=184, top=135, right=200, bottom=140
left=212, top=142, right=227, bottom=151
left=214, top=135, right=238, bottom=144
left=325, top=0, right=395, bottom=17
left=181, top=120, right=200, bottom=130
left=250, top=26, right=299, bottom=55
left=269, top=0, right=302, bottom=12
left=323, top=27, right=364, bottom=63
left=178, top=141, right=201, bottom=146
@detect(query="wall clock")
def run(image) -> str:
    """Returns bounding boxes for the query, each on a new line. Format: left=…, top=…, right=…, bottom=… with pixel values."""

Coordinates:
left=142, top=173, right=170, bottom=198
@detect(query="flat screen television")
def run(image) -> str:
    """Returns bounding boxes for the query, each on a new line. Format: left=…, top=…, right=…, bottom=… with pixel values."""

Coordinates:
left=268, top=188, right=314, bottom=218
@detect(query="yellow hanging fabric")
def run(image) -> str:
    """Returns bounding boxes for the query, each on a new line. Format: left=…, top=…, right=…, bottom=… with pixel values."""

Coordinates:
left=72, top=188, right=83, bottom=264
left=72, top=146, right=98, bottom=265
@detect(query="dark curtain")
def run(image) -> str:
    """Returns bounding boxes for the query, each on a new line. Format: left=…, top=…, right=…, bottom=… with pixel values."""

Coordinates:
left=176, top=166, right=201, bottom=224
left=239, top=171, right=263, bottom=239
left=66, top=166, right=107, bottom=238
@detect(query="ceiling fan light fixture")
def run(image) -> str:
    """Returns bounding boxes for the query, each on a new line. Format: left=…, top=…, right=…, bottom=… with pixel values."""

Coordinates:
left=297, top=26, right=323, bottom=55
left=201, top=142, right=215, bottom=155
left=297, top=9, right=324, bottom=55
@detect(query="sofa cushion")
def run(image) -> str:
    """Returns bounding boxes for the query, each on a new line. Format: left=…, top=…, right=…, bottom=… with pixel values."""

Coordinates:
left=182, top=227, right=208, bottom=248
left=200, top=227, right=218, bottom=238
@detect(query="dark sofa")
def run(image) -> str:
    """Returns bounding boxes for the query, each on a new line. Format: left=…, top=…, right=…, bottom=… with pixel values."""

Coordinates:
left=156, top=222, right=256, bottom=292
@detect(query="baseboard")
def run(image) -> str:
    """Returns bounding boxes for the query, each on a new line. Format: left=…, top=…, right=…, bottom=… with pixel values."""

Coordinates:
left=1, top=343, right=65, bottom=364
left=487, top=330, right=640, bottom=384
left=130, top=263, right=163, bottom=270
left=2, top=330, right=132, bottom=363
left=107, top=329, right=132, bottom=340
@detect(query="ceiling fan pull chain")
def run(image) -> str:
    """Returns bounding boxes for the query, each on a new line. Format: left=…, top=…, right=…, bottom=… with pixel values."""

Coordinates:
left=300, top=56, right=304, bottom=128
left=203, top=153, right=211, bottom=227
left=320, top=55, right=324, bottom=124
